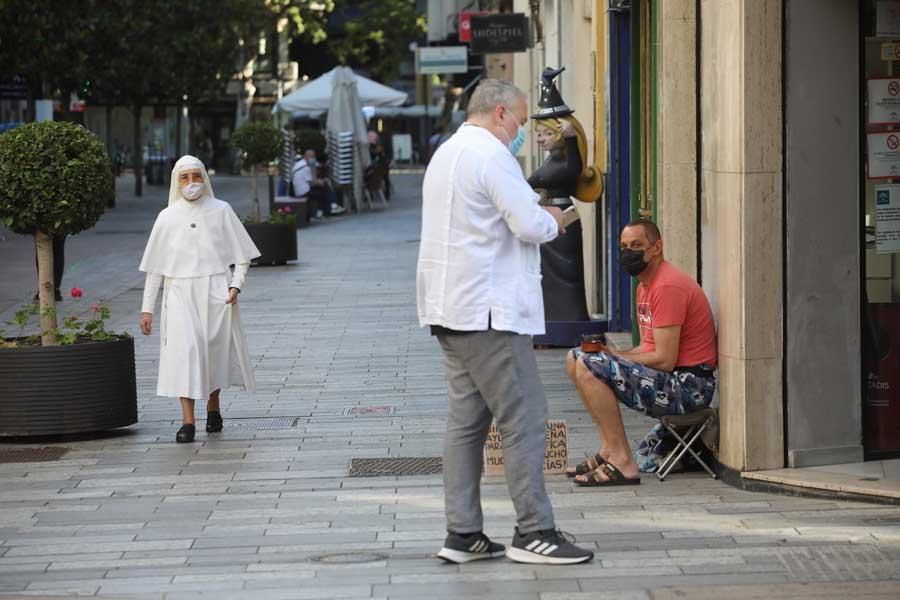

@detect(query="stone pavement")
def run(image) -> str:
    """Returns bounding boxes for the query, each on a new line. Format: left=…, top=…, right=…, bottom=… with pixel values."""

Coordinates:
left=1, top=174, right=900, bottom=599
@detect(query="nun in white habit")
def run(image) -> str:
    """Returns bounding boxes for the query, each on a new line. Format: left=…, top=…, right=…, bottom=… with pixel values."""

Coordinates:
left=139, top=155, right=261, bottom=443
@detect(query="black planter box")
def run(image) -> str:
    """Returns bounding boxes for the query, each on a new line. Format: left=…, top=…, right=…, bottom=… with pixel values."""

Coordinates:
left=0, top=336, right=138, bottom=437
left=246, top=222, right=298, bottom=266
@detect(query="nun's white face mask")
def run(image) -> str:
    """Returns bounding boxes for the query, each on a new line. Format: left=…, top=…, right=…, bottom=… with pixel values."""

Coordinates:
left=178, top=168, right=205, bottom=201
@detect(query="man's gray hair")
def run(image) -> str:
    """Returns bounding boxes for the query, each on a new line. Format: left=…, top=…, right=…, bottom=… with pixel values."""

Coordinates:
left=467, top=79, right=525, bottom=116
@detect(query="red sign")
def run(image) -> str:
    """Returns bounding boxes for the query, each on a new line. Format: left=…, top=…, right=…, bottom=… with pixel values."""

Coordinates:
left=459, top=11, right=488, bottom=43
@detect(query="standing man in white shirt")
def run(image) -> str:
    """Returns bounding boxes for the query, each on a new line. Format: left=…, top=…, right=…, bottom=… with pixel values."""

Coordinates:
left=417, top=79, right=594, bottom=566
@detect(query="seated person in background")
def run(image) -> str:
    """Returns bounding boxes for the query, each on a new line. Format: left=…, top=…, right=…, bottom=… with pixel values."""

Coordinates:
left=565, top=219, right=718, bottom=486
left=291, top=147, right=311, bottom=202
left=304, top=149, right=344, bottom=216
left=364, top=144, right=390, bottom=205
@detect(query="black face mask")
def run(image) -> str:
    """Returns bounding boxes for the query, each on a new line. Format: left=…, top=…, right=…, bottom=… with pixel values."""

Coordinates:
left=619, top=247, right=648, bottom=276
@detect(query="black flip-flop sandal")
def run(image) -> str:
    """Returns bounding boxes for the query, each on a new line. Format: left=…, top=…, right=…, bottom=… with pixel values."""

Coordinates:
left=566, top=453, right=607, bottom=478
left=574, top=462, right=641, bottom=487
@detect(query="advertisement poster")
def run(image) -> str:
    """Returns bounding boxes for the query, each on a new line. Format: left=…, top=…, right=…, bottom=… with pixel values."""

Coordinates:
left=868, top=78, right=900, bottom=125
left=865, top=304, right=900, bottom=455
left=875, top=185, right=900, bottom=254
left=867, top=132, right=900, bottom=179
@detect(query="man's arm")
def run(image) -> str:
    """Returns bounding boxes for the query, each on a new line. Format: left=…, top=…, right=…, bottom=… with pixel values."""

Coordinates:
left=610, top=325, right=681, bottom=372
left=483, top=152, right=560, bottom=244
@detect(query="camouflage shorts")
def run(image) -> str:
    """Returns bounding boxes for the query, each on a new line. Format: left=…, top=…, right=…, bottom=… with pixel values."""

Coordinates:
left=570, top=349, right=716, bottom=418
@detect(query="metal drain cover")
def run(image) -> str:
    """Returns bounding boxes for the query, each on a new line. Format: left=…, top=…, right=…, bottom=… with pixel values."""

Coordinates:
left=309, top=552, right=389, bottom=564
left=349, top=457, right=442, bottom=477
left=0, top=447, right=69, bottom=463
left=345, top=405, right=394, bottom=417
left=199, top=417, right=298, bottom=430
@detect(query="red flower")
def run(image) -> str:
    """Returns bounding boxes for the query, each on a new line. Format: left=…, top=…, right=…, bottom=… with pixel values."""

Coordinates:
left=92, top=303, right=101, bottom=313
left=70, top=287, right=83, bottom=298
left=282, top=206, right=292, bottom=213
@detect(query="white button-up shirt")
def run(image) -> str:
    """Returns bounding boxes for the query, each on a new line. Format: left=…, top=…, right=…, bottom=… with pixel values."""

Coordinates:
left=416, top=123, right=559, bottom=336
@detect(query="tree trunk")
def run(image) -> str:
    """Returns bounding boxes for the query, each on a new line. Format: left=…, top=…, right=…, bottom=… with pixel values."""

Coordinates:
left=188, top=110, right=195, bottom=155
left=34, top=231, right=58, bottom=346
left=250, top=167, right=260, bottom=222
left=26, top=85, right=36, bottom=123
left=105, top=105, right=114, bottom=159
left=132, top=106, right=143, bottom=197
left=175, top=103, right=183, bottom=157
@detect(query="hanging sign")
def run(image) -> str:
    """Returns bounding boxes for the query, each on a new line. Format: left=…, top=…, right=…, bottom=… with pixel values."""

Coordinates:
left=459, top=11, right=488, bottom=43
left=867, top=132, right=900, bottom=179
left=470, top=13, right=530, bottom=54
left=416, top=46, right=468, bottom=75
left=875, top=185, right=900, bottom=254
left=868, top=78, right=900, bottom=125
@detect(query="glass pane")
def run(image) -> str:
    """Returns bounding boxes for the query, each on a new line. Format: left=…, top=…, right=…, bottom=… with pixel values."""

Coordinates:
left=863, top=0, right=900, bottom=457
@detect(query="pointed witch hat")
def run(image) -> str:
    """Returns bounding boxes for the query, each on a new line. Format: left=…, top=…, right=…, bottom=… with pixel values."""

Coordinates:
left=531, top=66, right=573, bottom=119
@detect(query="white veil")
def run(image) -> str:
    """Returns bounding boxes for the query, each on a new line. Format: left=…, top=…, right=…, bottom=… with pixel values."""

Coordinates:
left=140, top=154, right=260, bottom=278
left=168, top=155, right=214, bottom=206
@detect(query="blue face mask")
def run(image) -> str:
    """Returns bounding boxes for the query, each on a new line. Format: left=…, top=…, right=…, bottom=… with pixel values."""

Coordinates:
left=508, top=126, right=526, bottom=155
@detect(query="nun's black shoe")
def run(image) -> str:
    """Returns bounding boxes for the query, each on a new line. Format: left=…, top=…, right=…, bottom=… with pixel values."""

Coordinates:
left=176, top=424, right=195, bottom=443
left=206, top=411, right=223, bottom=433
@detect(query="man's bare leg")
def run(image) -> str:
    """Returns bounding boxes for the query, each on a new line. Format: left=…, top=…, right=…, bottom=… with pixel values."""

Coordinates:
left=565, top=352, right=607, bottom=474
left=572, top=358, right=640, bottom=483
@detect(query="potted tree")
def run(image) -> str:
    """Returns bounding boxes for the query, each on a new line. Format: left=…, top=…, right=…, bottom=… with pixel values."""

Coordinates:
left=0, top=121, right=137, bottom=437
left=231, top=119, right=298, bottom=266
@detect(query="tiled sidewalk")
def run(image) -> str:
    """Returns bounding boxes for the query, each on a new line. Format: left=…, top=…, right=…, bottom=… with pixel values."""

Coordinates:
left=1, top=174, right=900, bottom=599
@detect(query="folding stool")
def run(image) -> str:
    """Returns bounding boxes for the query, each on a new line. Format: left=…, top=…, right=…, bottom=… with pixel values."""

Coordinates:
left=656, top=407, right=718, bottom=481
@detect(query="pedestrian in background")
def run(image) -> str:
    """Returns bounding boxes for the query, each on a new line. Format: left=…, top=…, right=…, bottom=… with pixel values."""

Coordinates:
left=138, top=155, right=260, bottom=443
left=416, top=78, right=594, bottom=566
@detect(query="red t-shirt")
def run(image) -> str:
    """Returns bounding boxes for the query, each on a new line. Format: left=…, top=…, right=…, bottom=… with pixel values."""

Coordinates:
left=636, top=261, right=717, bottom=368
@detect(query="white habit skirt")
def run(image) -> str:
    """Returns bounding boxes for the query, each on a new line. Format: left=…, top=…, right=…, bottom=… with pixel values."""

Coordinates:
left=157, top=272, right=255, bottom=399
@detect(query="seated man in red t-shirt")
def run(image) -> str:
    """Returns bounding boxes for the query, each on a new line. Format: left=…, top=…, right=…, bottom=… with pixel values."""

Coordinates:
left=565, top=219, right=718, bottom=486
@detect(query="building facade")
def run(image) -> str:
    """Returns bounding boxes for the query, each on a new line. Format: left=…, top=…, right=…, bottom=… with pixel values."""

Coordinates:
left=431, top=0, right=900, bottom=472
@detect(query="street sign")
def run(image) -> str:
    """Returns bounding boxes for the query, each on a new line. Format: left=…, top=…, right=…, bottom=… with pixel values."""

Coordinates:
left=470, top=13, right=530, bottom=54
left=416, top=46, right=468, bottom=75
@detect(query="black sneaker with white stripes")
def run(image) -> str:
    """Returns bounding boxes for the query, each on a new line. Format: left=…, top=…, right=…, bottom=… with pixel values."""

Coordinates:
left=505, top=528, right=594, bottom=565
left=436, top=531, right=506, bottom=564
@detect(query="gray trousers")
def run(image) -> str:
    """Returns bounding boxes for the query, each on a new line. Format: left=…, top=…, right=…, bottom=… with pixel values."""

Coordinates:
left=437, top=330, right=555, bottom=535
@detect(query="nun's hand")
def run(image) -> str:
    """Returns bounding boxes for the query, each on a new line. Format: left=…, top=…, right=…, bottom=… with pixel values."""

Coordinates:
left=139, top=312, right=152, bottom=335
left=226, top=288, right=239, bottom=305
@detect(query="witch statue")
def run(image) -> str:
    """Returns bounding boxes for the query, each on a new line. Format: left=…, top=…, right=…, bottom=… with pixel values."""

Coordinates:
left=528, top=67, right=603, bottom=344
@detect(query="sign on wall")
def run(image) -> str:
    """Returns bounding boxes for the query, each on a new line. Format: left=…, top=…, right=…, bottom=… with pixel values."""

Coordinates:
left=470, top=13, right=530, bottom=54
left=415, top=46, right=468, bottom=75
left=391, top=134, right=413, bottom=162
left=875, top=185, right=900, bottom=254
left=868, top=78, right=900, bottom=125
left=867, top=132, right=900, bottom=179
left=877, top=1, right=900, bottom=37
